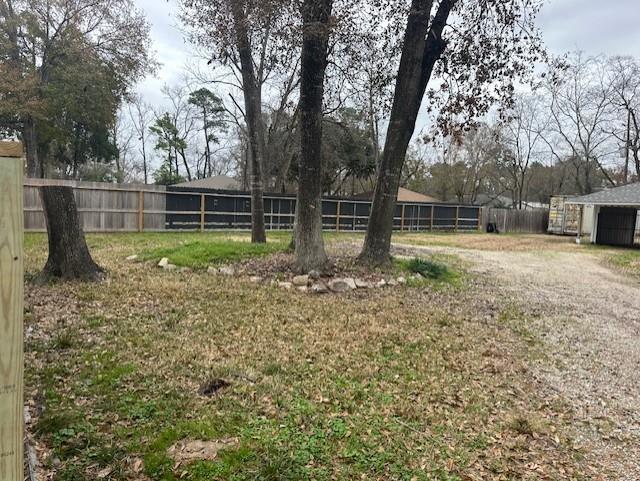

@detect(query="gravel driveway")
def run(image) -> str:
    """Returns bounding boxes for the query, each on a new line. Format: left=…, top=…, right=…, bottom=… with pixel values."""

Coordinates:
left=393, top=242, right=640, bottom=480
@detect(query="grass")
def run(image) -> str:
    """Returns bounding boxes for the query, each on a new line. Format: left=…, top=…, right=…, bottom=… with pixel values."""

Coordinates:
left=23, top=231, right=590, bottom=480
left=606, top=249, right=640, bottom=277
left=139, top=239, right=287, bottom=269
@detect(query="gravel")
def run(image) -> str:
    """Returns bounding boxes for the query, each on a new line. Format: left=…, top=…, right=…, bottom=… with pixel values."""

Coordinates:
left=393, top=242, right=640, bottom=480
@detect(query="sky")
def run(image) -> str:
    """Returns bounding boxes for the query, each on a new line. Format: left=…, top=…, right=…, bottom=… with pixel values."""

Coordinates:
left=134, top=0, right=640, bottom=105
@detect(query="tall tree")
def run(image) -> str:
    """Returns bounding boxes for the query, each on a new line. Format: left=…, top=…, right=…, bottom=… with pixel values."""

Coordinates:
left=188, top=87, right=227, bottom=178
left=359, top=0, right=544, bottom=265
left=181, top=0, right=297, bottom=243
left=543, top=53, right=618, bottom=194
left=0, top=0, right=153, bottom=282
left=294, top=0, right=333, bottom=271
left=128, top=95, right=154, bottom=184
left=500, top=95, right=549, bottom=209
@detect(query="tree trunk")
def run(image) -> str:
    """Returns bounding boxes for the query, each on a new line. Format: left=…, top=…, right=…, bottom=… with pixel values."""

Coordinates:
left=294, top=0, right=333, bottom=272
left=36, top=186, right=104, bottom=283
left=231, top=0, right=267, bottom=244
left=24, top=116, right=40, bottom=178
left=358, top=0, right=451, bottom=266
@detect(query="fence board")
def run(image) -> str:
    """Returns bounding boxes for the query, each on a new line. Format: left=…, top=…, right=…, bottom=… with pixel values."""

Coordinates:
left=0, top=155, right=24, bottom=481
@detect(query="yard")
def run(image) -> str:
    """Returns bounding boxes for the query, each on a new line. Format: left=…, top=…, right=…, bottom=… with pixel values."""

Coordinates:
left=23, top=232, right=640, bottom=481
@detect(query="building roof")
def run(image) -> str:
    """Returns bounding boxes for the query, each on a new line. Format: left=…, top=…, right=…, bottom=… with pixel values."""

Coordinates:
left=568, top=182, right=640, bottom=206
left=353, top=187, right=441, bottom=203
left=174, top=176, right=241, bottom=190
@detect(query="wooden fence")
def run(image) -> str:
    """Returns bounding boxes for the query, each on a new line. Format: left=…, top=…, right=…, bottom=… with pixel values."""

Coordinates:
left=482, top=208, right=550, bottom=233
left=0, top=146, right=24, bottom=481
left=23, top=179, right=483, bottom=233
left=24, top=178, right=166, bottom=232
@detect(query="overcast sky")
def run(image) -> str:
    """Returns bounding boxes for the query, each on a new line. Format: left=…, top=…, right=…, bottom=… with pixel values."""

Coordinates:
left=133, top=0, right=640, bottom=106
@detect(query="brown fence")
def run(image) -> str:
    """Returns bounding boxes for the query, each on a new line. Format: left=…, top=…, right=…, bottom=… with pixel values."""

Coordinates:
left=24, top=178, right=166, bottom=232
left=482, top=208, right=550, bottom=233
left=24, top=178, right=482, bottom=233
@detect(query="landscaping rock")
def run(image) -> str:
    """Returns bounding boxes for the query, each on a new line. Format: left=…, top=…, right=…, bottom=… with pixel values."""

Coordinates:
left=158, top=257, right=170, bottom=268
left=218, top=265, right=236, bottom=276
left=355, top=279, right=372, bottom=289
left=126, top=254, right=138, bottom=262
left=249, top=276, right=263, bottom=283
left=278, top=281, right=293, bottom=289
left=308, top=270, right=321, bottom=280
left=207, top=266, right=218, bottom=274
left=297, top=286, right=308, bottom=292
left=387, top=278, right=399, bottom=287
left=376, top=279, right=387, bottom=288
left=397, top=276, right=407, bottom=285
left=292, top=274, right=310, bottom=287
left=328, top=278, right=356, bottom=293
left=310, top=282, right=329, bottom=294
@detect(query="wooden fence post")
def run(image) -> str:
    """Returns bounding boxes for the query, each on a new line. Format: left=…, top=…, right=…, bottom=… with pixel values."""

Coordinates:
left=455, top=206, right=460, bottom=232
left=430, top=205, right=434, bottom=231
left=0, top=142, right=24, bottom=481
left=137, top=190, right=144, bottom=232
left=336, top=200, right=341, bottom=232
left=200, top=194, right=206, bottom=232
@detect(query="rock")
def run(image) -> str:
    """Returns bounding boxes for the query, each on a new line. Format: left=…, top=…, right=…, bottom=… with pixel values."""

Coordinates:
left=179, top=267, right=192, bottom=273
left=310, top=282, right=329, bottom=294
left=376, top=279, right=387, bottom=288
left=158, top=257, right=170, bottom=268
left=355, top=279, right=372, bottom=289
left=308, top=270, right=321, bottom=280
left=218, top=265, right=236, bottom=276
left=249, top=276, right=263, bottom=283
left=207, top=266, right=218, bottom=274
left=328, top=278, right=356, bottom=293
left=397, top=276, right=407, bottom=285
left=164, top=264, right=177, bottom=271
left=278, top=281, right=293, bottom=289
left=297, top=286, right=308, bottom=292
left=387, top=278, right=399, bottom=287
left=126, top=254, right=138, bottom=262
left=292, top=274, right=310, bottom=287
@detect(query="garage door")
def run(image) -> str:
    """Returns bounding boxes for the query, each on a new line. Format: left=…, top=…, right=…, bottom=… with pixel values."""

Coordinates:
left=596, top=207, right=638, bottom=246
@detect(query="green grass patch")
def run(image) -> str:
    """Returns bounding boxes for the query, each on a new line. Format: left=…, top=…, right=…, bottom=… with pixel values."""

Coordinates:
left=395, top=256, right=461, bottom=286
left=139, top=239, right=287, bottom=269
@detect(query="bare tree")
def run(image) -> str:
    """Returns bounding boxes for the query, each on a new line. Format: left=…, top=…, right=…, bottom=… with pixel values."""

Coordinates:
left=181, top=0, right=299, bottom=243
left=607, top=56, right=640, bottom=181
left=128, top=95, right=154, bottom=184
left=500, top=95, right=549, bottom=209
left=543, top=53, right=618, bottom=194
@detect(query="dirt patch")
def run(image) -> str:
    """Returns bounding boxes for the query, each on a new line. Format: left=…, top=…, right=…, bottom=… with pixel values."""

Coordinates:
left=198, top=378, right=231, bottom=397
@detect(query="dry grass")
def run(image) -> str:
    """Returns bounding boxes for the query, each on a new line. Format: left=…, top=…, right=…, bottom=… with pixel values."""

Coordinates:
left=393, top=232, right=582, bottom=252
left=24, top=232, right=597, bottom=481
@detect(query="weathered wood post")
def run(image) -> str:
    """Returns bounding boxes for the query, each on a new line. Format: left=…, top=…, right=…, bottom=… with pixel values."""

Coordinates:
left=0, top=141, right=24, bottom=481
left=200, top=194, right=206, bottom=232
